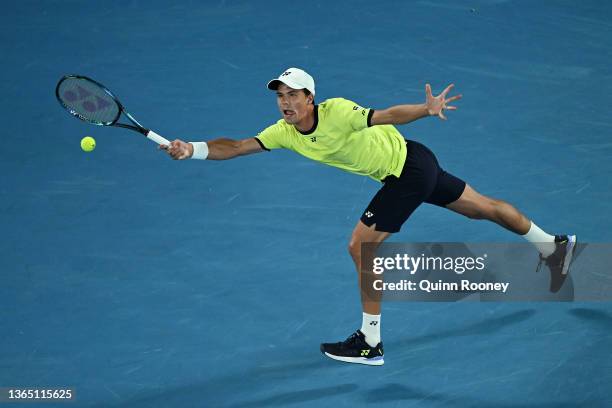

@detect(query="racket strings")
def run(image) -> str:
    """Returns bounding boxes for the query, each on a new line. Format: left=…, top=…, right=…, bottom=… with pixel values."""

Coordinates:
left=57, top=77, right=119, bottom=125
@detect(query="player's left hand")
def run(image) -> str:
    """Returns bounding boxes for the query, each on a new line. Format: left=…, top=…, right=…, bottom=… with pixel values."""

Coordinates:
left=425, top=83, right=462, bottom=120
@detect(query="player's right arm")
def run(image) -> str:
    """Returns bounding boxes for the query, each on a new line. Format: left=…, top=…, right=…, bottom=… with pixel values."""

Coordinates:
left=161, top=137, right=264, bottom=160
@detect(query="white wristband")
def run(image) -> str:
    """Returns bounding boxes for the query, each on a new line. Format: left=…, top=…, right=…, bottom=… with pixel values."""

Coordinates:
left=190, top=142, right=209, bottom=160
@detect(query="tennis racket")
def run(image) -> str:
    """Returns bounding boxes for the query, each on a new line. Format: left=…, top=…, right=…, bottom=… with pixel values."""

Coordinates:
left=55, top=75, right=170, bottom=146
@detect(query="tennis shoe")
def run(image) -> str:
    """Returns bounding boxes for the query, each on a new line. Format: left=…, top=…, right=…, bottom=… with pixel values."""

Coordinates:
left=537, top=235, right=577, bottom=293
left=320, top=330, right=384, bottom=366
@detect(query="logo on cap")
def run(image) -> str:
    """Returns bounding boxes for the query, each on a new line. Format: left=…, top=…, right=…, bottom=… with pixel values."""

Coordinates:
left=281, top=71, right=291, bottom=77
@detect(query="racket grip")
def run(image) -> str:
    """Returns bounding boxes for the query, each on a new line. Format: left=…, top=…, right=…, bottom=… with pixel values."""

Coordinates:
left=146, top=130, right=171, bottom=145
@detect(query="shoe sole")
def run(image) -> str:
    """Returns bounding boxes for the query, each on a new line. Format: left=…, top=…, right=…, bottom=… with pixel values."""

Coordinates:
left=323, top=352, right=384, bottom=366
left=562, top=235, right=577, bottom=276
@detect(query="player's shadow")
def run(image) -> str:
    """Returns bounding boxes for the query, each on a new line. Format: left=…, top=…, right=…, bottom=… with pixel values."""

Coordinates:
left=364, top=384, right=599, bottom=408
left=363, top=383, right=444, bottom=403
left=568, top=307, right=612, bottom=327
left=390, top=309, right=536, bottom=348
left=89, top=311, right=534, bottom=408
left=88, top=354, right=350, bottom=408
left=92, top=382, right=358, bottom=408
left=226, top=383, right=359, bottom=408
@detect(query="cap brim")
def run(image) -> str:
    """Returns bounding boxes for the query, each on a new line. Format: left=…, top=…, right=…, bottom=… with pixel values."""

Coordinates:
left=267, top=78, right=305, bottom=91
left=266, top=79, right=282, bottom=90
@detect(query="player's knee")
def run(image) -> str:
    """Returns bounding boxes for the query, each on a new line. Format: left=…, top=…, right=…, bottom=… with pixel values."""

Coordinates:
left=348, top=239, right=360, bottom=259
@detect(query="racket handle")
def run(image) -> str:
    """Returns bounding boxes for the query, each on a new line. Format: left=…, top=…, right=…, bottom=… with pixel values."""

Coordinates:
left=146, top=130, right=171, bottom=145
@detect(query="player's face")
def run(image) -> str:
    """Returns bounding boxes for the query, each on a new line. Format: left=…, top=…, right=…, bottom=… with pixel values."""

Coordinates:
left=275, top=83, right=313, bottom=125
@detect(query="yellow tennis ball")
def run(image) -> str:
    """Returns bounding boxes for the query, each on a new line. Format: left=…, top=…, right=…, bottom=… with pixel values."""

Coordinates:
left=81, top=136, right=96, bottom=152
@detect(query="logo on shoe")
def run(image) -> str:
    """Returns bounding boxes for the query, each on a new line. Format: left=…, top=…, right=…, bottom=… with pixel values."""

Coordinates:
left=360, top=349, right=370, bottom=356
left=365, top=211, right=374, bottom=218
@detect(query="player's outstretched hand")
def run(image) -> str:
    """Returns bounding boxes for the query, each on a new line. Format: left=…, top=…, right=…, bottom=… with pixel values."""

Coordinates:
left=160, top=139, right=194, bottom=160
left=425, top=83, right=462, bottom=120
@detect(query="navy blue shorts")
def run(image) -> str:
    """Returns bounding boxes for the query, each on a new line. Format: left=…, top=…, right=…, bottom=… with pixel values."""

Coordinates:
left=360, top=140, right=466, bottom=233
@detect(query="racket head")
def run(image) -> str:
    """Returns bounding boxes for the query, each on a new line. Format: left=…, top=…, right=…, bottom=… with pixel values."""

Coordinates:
left=55, top=75, right=122, bottom=126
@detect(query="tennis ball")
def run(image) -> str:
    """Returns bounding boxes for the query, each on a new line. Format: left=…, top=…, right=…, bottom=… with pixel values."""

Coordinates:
left=81, top=136, right=96, bottom=152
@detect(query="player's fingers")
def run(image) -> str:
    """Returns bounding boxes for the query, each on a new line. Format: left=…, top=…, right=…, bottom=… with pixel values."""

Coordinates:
left=441, top=83, right=454, bottom=97
left=446, top=106, right=458, bottom=110
left=446, top=94, right=462, bottom=103
left=425, top=83, right=432, bottom=97
left=439, top=111, right=447, bottom=120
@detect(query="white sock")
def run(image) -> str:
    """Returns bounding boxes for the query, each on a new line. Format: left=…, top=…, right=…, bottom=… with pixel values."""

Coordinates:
left=522, top=221, right=555, bottom=257
left=361, top=312, right=381, bottom=347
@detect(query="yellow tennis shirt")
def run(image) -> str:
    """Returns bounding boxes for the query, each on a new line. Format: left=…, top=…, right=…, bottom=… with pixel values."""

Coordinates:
left=255, top=98, right=407, bottom=182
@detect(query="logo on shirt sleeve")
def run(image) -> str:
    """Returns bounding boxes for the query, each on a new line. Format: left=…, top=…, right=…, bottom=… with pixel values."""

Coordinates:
left=353, top=105, right=367, bottom=116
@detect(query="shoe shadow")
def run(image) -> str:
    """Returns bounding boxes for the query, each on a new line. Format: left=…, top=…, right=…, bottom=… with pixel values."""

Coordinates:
left=391, top=309, right=536, bottom=348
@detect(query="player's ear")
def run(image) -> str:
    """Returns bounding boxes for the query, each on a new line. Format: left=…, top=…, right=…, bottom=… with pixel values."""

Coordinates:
left=303, top=89, right=314, bottom=105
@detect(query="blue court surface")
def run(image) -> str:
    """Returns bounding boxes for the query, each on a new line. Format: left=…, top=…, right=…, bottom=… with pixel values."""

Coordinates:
left=2, top=0, right=612, bottom=407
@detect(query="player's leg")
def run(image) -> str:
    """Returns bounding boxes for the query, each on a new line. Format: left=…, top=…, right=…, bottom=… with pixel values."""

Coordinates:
left=445, top=183, right=531, bottom=235
left=319, top=222, right=391, bottom=366
left=443, top=183, right=577, bottom=291
left=348, top=221, right=391, bottom=316
left=421, top=147, right=577, bottom=292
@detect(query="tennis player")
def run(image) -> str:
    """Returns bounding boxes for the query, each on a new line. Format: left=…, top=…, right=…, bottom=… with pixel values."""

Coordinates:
left=161, top=68, right=577, bottom=366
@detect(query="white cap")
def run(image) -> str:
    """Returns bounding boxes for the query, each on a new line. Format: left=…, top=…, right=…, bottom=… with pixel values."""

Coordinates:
left=267, top=67, right=315, bottom=95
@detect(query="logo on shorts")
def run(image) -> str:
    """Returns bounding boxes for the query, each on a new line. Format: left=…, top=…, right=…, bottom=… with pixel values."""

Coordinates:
left=365, top=211, right=374, bottom=218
